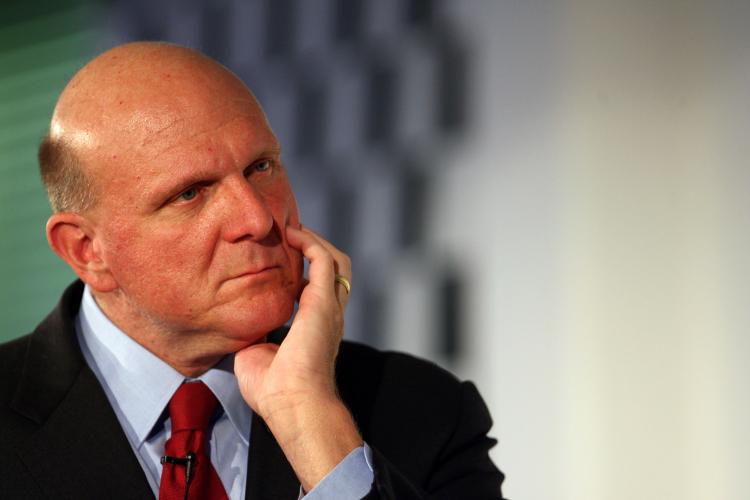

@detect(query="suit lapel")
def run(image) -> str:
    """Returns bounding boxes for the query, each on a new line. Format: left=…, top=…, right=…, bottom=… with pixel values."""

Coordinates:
left=10, top=281, right=153, bottom=499
left=245, top=413, right=299, bottom=500
left=15, top=368, right=153, bottom=498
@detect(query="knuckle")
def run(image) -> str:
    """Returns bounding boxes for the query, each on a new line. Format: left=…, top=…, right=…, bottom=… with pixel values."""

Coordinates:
left=340, top=254, right=352, bottom=268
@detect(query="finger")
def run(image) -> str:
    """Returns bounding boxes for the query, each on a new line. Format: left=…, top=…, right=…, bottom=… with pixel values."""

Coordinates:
left=286, top=226, right=338, bottom=297
left=287, top=226, right=351, bottom=307
left=299, top=225, right=352, bottom=280
left=285, top=227, right=348, bottom=350
left=297, top=226, right=351, bottom=305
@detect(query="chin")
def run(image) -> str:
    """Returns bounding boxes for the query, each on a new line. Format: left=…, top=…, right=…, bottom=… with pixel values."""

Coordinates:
left=221, top=290, right=295, bottom=341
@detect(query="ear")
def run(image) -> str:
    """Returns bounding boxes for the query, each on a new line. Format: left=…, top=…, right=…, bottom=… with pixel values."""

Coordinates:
left=46, top=212, right=117, bottom=292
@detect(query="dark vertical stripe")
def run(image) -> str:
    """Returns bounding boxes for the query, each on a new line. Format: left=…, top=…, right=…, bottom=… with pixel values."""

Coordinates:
left=333, top=0, right=362, bottom=42
left=437, top=36, right=469, bottom=131
left=365, top=57, right=397, bottom=144
left=438, top=269, right=462, bottom=360
left=325, top=175, right=356, bottom=252
left=399, top=161, right=428, bottom=249
left=266, top=0, right=296, bottom=56
left=405, top=0, right=434, bottom=29
left=295, top=79, right=327, bottom=156
left=201, top=1, right=229, bottom=62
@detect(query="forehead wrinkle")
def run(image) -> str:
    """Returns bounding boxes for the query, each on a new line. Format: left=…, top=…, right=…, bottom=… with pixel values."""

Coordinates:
left=142, top=118, right=233, bottom=162
left=139, top=96, right=255, bottom=147
left=93, top=79, right=259, bottom=158
left=142, top=112, right=273, bottom=163
left=138, top=117, right=188, bottom=156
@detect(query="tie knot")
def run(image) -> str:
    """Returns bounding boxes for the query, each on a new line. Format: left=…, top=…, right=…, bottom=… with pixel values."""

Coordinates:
left=168, top=381, right=219, bottom=432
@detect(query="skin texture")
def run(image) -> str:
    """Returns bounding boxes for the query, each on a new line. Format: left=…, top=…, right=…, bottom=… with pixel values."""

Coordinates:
left=45, top=42, right=361, bottom=491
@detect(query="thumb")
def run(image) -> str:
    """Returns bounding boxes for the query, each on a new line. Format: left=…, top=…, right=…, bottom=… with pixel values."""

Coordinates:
left=234, top=342, right=279, bottom=410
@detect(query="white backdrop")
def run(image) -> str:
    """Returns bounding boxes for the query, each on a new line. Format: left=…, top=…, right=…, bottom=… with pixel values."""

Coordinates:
left=385, top=1, right=750, bottom=499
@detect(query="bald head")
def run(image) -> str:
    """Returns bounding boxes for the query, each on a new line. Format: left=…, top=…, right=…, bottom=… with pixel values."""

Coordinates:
left=40, top=42, right=262, bottom=212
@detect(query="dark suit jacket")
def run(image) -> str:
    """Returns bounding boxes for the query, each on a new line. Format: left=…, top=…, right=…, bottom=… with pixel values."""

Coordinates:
left=0, top=282, right=504, bottom=499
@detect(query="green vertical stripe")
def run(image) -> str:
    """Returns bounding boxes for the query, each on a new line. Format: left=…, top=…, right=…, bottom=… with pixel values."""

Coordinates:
left=0, top=2, right=101, bottom=340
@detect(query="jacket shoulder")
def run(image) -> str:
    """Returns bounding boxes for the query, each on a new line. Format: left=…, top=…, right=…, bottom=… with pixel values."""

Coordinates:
left=0, top=333, right=38, bottom=453
left=336, top=340, right=462, bottom=398
left=336, top=341, right=475, bottom=450
left=336, top=341, right=501, bottom=497
left=0, top=333, right=32, bottom=405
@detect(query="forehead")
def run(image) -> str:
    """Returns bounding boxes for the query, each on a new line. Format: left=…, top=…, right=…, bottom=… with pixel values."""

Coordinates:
left=133, top=97, right=272, bottom=160
left=91, top=100, right=279, bottom=209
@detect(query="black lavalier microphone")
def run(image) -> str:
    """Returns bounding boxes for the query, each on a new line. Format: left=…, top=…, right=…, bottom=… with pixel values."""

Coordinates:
left=161, top=452, right=196, bottom=500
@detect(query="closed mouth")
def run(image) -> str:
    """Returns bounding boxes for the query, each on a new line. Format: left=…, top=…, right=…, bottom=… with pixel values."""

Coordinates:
left=231, top=265, right=280, bottom=280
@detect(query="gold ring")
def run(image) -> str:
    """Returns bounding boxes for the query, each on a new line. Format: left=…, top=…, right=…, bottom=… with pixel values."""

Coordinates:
left=334, top=275, right=351, bottom=294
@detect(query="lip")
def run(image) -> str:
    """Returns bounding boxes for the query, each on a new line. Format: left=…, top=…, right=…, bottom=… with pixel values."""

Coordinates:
left=229, top=265, right=280, bottom=281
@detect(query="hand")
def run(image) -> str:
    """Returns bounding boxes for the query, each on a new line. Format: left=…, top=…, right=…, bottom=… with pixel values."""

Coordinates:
left=234, top=225, right=362, bottom=491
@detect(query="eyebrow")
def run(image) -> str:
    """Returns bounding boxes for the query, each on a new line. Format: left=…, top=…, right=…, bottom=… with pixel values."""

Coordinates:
left=146, top=147, right=284, bottom=206
left=146, top=168, right=219, bottom=207
left=257, top=146, right=282, bottom=158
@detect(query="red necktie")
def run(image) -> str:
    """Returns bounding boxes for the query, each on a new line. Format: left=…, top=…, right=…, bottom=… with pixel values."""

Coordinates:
left=158, top=382, right=229, bottom=500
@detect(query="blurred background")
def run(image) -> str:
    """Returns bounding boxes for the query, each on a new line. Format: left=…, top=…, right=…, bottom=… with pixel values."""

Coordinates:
left=1, top=0, right=748, bottom=499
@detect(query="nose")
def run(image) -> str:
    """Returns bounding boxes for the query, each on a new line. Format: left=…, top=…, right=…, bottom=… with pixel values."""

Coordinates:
left=221, top=178, right=274, bottom=242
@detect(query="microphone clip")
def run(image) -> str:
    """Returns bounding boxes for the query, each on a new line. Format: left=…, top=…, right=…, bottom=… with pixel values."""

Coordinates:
left=161, top=452, right=196, bottom=484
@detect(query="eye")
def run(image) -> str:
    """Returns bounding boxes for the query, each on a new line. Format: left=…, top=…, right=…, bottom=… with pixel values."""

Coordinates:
left=177, top=187, right=199, bottom=201
left=252, top=160, right=272, bottom=173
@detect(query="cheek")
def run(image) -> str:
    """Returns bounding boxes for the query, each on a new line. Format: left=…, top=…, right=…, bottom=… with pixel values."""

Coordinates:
left=104, top=222, right=211, bottom=290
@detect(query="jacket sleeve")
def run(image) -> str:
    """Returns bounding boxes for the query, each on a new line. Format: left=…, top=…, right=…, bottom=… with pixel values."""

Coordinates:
left=362, top=381, right=505, bottom=500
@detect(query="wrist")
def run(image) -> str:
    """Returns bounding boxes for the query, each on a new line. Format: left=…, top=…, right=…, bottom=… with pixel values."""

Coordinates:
left=264, top=396, right=362, bottom=492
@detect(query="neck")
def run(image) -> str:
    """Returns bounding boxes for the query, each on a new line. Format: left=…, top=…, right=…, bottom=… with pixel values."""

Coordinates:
left=90, top=289, right=242, bottom=377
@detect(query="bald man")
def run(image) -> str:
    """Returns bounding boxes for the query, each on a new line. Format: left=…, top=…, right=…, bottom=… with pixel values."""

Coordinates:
left=0, top=43, right=504, bottom=499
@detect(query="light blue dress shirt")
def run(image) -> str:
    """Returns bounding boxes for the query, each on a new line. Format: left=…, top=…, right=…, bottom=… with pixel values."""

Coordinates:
left=76, top=285, right=373, bottom=499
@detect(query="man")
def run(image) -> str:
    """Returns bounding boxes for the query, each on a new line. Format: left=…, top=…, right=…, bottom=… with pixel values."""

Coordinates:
left=0, top=42, right=504, bottom=499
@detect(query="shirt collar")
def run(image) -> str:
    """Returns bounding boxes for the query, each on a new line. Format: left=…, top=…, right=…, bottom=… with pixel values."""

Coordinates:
left=76, top=285, right=251, bottom=447
left=197, top=353, right=252, bottom=447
